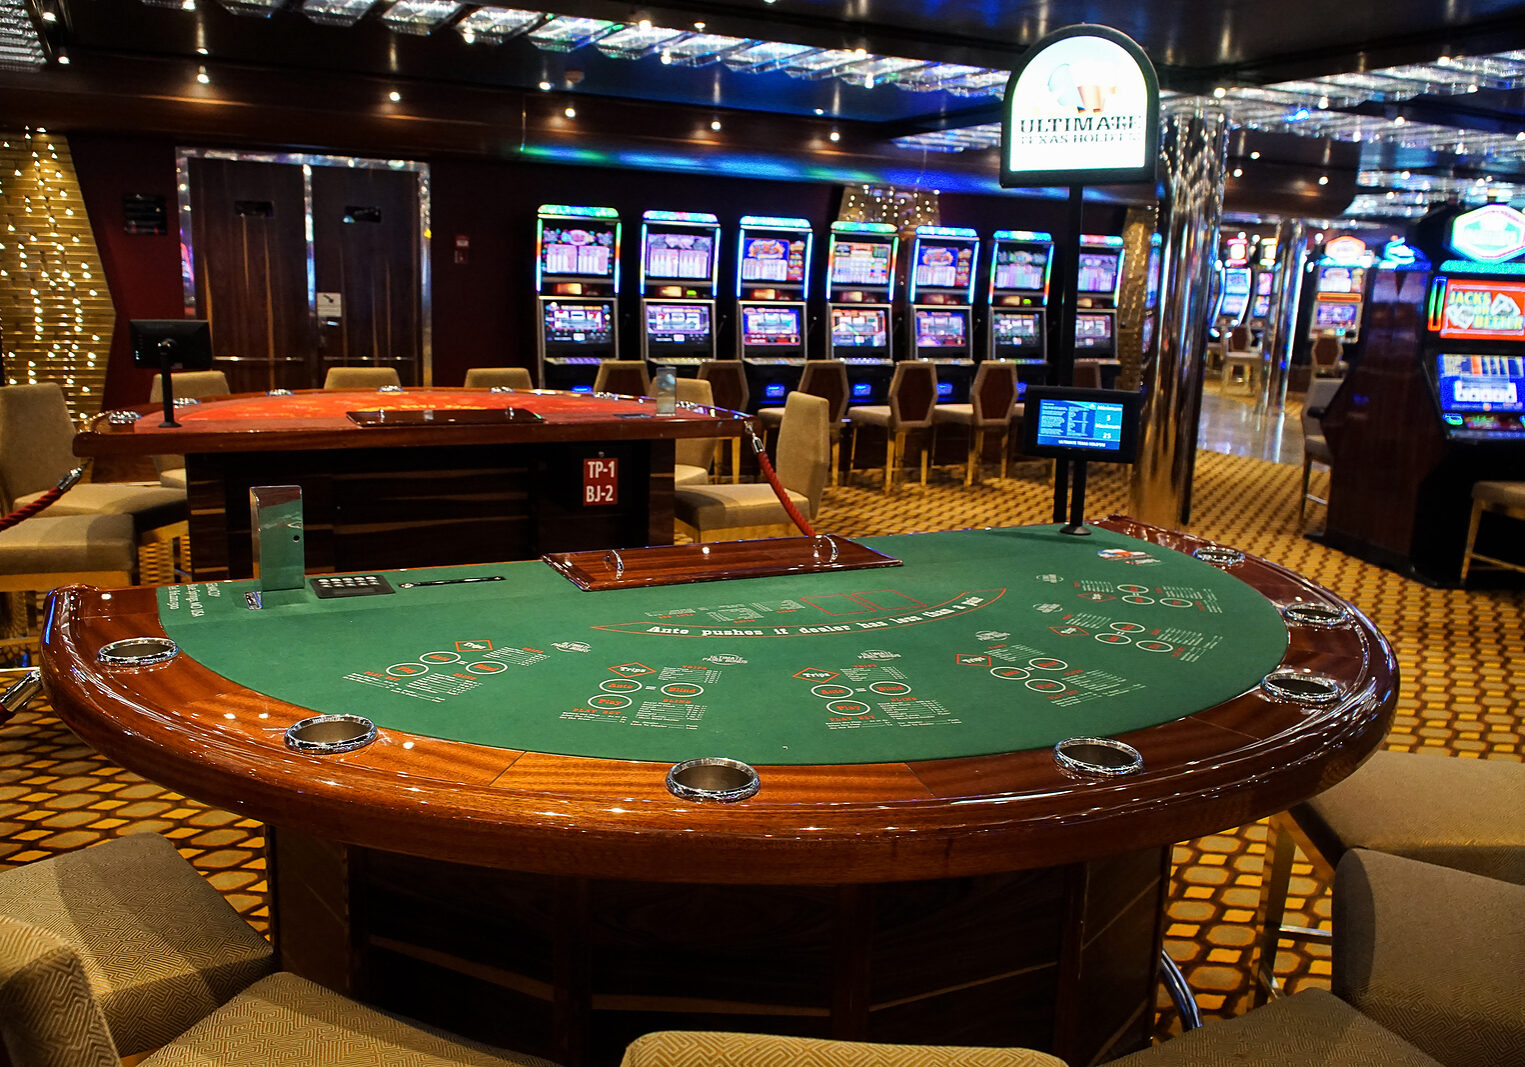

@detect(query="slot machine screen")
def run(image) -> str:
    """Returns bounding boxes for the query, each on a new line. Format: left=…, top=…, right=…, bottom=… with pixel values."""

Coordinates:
left=994, top=246, right=1048, bottom=292
left=644, top=231, right=715, bottom=281
left=1075, top=313, right=1114, bottom=348
left=1021, top=387, right=1141, bottom=462
left=740, top=237, right=806, bottom=284
left=1313, top=300, right=1359, bottom=331
left=543, top=301, right=614, bottom=346
left=830, top=307, right=889, bottom=352
left=1256, top=271, right=1275, bottom=296
left=540, top=221, right=617, bottom=279
left=914, top=309, right=968, bottom=350
left=1433, top=355, right=1525, bottom=437
left=646, top=303, right=712, bottom=345
left=1251, top=295, right=1272, bottom=320
left=1317, top=265, right=1356, bottom=294
left=830, top=241, right=892, bottom=287
left=1077, top=251, right=1121, bottom=295
left=1219, top=292, right=1249, bottom=320
left=1434, top=280, right=1525, bottom=341
left=741, top=305, right=803, bottom=348
left=993, top=310, right=1043, bottom=355
left=913, top=242, right=974, bottom=290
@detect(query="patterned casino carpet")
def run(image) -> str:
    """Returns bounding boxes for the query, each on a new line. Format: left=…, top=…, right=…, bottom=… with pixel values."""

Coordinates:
left=2, top=396, right=1521, bottom=1049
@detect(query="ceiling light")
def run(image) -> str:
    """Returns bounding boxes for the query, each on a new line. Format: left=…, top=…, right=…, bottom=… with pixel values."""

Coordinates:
left=638, top=18, right=651, bottom=29
left=1249, top=151, right=1260, bottom=159
left=564, top=106, right=576, bottom=118
left=1232, top=167, right=1243, bottom=177
left=813, top=108, right=824, bottom=116
left=56, top=52, right=68, bottom=64
left=710, top=119, right=721, bottom=131
left=538, top=80, right=552, bottom=91
left=1212, top=86, right=1226, bottom=99
left=388, top=89, right=401, bottom=102
left=196, top=65, right=210, bottom=84
left=829, top=129, right=840, bottom=142
left=1318, top=175, right=1329, bottom=185
left=41, top=10, right=56, bottom=21
left=196, top=46, right=209, bottom=54
left=693, top=21, right=704, bottom=30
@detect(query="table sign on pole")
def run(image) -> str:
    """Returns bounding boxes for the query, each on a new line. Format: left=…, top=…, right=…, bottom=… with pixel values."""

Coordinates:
left=999, top=24, right=1160, bottom=527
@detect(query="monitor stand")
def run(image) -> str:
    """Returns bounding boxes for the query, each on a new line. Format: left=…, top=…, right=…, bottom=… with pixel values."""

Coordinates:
left=1060, top=459, right=1090, bottom=536
left=155, top=348, right=180, bottom=428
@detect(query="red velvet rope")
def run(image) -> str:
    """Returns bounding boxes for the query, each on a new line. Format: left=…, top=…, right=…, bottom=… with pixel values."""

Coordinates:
left=0, top=465, right=88, bottom=533
left=747, top=425, right=816, bottom=538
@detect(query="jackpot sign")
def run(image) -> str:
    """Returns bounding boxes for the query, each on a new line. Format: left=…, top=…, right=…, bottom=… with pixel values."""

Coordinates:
left=1001, top=24, right=1160, bottom=188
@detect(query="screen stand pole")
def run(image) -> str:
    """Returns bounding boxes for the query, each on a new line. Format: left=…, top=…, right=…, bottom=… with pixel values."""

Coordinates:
left=157, top=348, right=180, bottom=428
left=1050, top=184, right=1086, bottom=524
left=1061, top=460, right=1090, bottom=536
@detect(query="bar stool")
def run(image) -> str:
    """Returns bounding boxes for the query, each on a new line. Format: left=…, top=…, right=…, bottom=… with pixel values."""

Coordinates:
left=931, top=361, right=1017, bottom=485
left=756, top=360, right=850, bottom=485
left=846, top=361, right=938, bottom=493
left=1460, top=481, right=1525, bottom=583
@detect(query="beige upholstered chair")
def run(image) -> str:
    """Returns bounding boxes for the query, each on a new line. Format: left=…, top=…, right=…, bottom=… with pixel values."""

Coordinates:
left=464, top=366, right=534, bottom=389
left=1252, top=751, right=1525, bottom=1002
left=698, top=361, right=749, bottom=483
left=756, top=360, right=850, bottom=487
left=0, top=834, right=555, bottom=1067
left=0, top=514, right=137, bottom=596
left=323, top=365, right=403, bottom=390
left=1460, top=481, right=1525, bottom=583
left=1299, top=377, right=1342, bottom=524
left=673, top=392, right=828, bottom=542
left=621, top=1032, right=1065, bottom=1067
left=846, top=361, right=938, bottom=493
left=148, top=370, right=231, bottom=490
left=593, top=360, right=652, bottom=397
left=931, top=361, right=1018, bottom=486
left=1333, top=849, right=1525, bottom=1067
left=673, top=378, right=715, bottom=488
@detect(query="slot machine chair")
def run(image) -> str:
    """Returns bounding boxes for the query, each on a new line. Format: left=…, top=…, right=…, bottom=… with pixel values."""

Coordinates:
left=1250, top=750, right=1525, bottom=1006
left=1460, top=481, right=1525, bottom=584
left=673, top=378, right=716, bottom=487
left=1311, top=335, right=1346, bottom=377
left=755, top=360, right=850, bottom=486
left=464, top=367, right=535, bottom=390
left=147, top=370, right=231, bottom=490
left=672, top=392, right=829, bottom=543
left=931, top=361, right=1018, bottom=486
left=1070, top=362, right=1104, bottom=390
left=846, top=361, right=938, bottom=494
left=1300, top=377, right=1342, bottom=525
left=593, top=360, right=652, bottom=398
left=323, top=366, right=403, bottom=390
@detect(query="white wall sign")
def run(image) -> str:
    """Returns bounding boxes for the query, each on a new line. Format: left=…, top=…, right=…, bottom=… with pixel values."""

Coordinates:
left=1000, top=25, right=1160, bottom=189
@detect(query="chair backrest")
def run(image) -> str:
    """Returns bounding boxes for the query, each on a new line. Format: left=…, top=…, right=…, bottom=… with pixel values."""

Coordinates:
left=1071, top=361, right=1103, bottom=390
left=774, top=392, right=830, bottom=519
left=463, top=366, right=533, bottom=390
left=1229, top=325, right=1252, bottom=351
left=886, top=361, right=938, bottom=430
left=698, top=360, right=749, bottom=412
left=0, top=382, right=78, bottom=510
left=593, top=360, right=652, bottom=397
left=323, top=366, right=402, bottom=390
left=0, top=916, right=122, bottom=1067
left=969, top=361, right=1018, bottom=427
left=1311, top=335, right=1342, bottom=369
left=148, top=370, right=230, bottom=404
left=673, top=378, right=715, bottom=471
left=798, top=360, right=851, bottom=423
left=1302, top=377, right=1343, bottom=439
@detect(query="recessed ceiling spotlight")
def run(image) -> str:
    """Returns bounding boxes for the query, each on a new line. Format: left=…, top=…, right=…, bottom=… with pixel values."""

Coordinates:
left=1317, top=96, right=1329, bottom=109
left=538, top=80, right=552, bottom=91
left=196, top=65, right=210, bottom=85
left=196, top=46, right=208, bottom=55
left=693, top=21, right=705, bottom=29
left=41, top=10, right=56, bottom=21
left=829, top=129, right=840, bottom=142
left=710, top=119, right=722, bottom=131
left=638, top=18, right=651, bottom=29
left=1249, top=150, right=1260, bottom=159
left=1516, top=131, right=1525, bottom=141
left=660, top=52, right=672, bottom=64
left=388, top=90, right=401, bottom=102
left=1232, top=167, right=1243, bottom=178
left=1317, top=175, right=1329, bottom=185
left=564, top=106, right=577, bottom=118
left=814, top=107, right=824, bottom=116
left=1212, top=86, right=1226, bottom=99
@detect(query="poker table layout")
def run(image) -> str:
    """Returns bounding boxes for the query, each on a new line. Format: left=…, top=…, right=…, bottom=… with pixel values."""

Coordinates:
left=74, top=387, right=745, bottom=581
left=41, top=519, right=1397, bottom=1067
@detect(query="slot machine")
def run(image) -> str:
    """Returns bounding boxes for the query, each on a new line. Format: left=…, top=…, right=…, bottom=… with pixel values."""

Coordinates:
left=1321, top=203, right=1525, bottom=583
left=640, top=210, right=721, bottom=376
left=986, top=230, right=1052, bottom=397
left=1075, top=234, right=1124, bottom=386
left=1249, top=268, right=1275, bottom=328
left=535, top=205, right=621, bottom=392
left=826, top=221, right=898, bottom=405
left=906, top=226, right=979, bottom=402
left=736, top=216, right=813, bottom=409
left=1216, top=268, right=1253, bottom=331
left=1308, top=236, right=1371, bottom=348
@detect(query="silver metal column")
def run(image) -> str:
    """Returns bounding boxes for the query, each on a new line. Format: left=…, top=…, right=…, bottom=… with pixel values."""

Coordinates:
left=1255, top=219, right=1308, bottom=416
left=1129, top=101, right=1229, bottom=529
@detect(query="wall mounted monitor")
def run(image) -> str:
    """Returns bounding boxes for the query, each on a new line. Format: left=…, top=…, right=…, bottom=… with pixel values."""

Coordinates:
left=1077, top=251, right=1122, bottom=295
left=542, top=300, right=615, bottom=349
left=643, top=231, right=716, bottom=282
left=1075, top=312, right=1114, bottom=349
left=912, top=242, right=976, bottom=292
left=1432, top=354, right=1525, bottom=438
left=829, top=241, right=893, bottom=288
left=992, top=310, right=1044, bottom=356
left=1312, top=299, right=1359, bottom=331
left=739, top=236, right=807, bottom=285
left=913, top=307, right=969, bottom=351
left=830, top=306, right=889, bottom=350
left=740, top=304, right=804, bottom=349
left=1020, top=386, right=1142, bottom=463
left=130, top=319, right=213, bottom=370
left=539, top=219, right=619, bottom=281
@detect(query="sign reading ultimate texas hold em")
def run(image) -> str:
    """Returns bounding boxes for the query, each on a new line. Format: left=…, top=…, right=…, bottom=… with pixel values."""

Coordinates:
left=1000, top=24, right=1161, bottom=189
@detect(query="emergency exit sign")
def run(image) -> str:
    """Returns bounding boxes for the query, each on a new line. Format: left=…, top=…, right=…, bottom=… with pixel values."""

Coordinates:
left=583, top=457, right=618, bottom=506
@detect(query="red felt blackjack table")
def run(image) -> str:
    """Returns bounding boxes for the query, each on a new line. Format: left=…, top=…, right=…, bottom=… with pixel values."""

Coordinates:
left=74, top=387, right=745, bottom=580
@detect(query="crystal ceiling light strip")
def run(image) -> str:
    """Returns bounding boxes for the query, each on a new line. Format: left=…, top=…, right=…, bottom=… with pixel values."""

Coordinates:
left=834, top=55, right=931, bottom=88
left=777, top=48, right=864, bottom=79
left=720, top=41, right=819, bottom=73
left=214, top=0, right=287, bottom=16
left=660, top=33, right=749, bottom=66
left=0, top=0, right=43, bottom=71
left=944, top=70, right=1009, bottom=96
left=526, top=15, right=619, bottom=52
left=382, top=0, right=462, bottom=34
left=300, top=0, right=378, bottom=26
left=894, top=63, right=987, bottom=92
left=455, top=6, right=542, bottom=43
left=595, top=24, right=689, bottom=60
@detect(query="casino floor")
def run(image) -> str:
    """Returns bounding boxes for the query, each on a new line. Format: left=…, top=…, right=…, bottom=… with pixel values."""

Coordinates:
left=2, top=386, right=1521, bottom=1046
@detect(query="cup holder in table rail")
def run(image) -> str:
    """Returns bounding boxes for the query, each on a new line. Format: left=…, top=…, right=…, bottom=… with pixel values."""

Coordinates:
left=1192, top=546, right=1245, bottom=567
left=1281, top=601, right=1352, bottom=628
left=1053, top=737, right=1144, bottom=778
left=1260, top=669, right=1344, bottom=706
left=666, top=757, right=761, bottom=802
left=285, top=714, right=378, bottom=754
left=104, top=410, right=140, bottom=426
left=96, top=637, right=179, bottom=668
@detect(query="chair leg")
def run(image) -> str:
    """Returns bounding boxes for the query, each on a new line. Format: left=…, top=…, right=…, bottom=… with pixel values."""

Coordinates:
left=1460, top=498, right=1486, bottom=585
left=1299, top=454, right=1312, bottom=522
left=830, top=439, right=841, bottom=488
left=849, top=425, right=860, bottom=487
left=1251, top=813, right=1299, bottom=1004
left=883, top=432, right=899, bottom=494
left=918, top=432, right=929, bottom=487
left=966, top=428, right=983, bottom=487
left=731, top=439, right=742, bottom=485
left=998, top=429, right=1009, bottom=480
